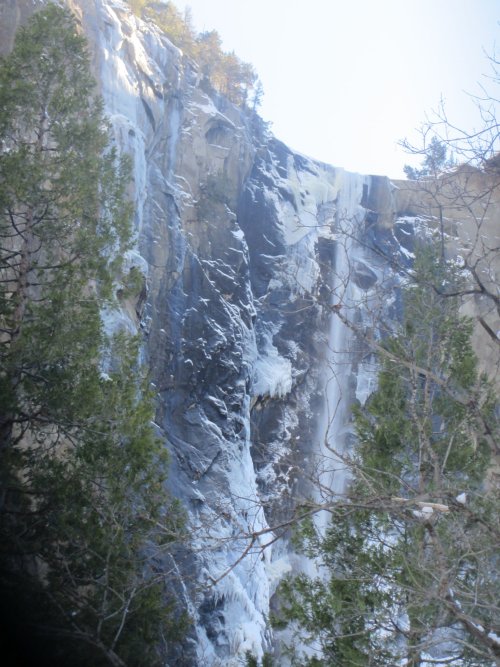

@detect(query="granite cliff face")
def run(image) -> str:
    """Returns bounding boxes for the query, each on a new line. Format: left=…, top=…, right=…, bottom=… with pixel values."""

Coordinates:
left=2, top=2, right=498, bottom=664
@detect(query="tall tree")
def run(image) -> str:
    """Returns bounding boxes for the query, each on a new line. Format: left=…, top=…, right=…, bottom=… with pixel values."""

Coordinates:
left=0, top=7, right=184, bottom=665
left=276, top=247, right=499, bottom=666
left=0, top=2, right=130, bottom=448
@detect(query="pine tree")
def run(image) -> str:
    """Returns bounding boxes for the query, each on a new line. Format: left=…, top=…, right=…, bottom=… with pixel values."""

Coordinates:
left=404, top=136, right=453, bottom=180
left=0, top=7, right=185, bottom=665
left=0, top=3, right=131, bottom=448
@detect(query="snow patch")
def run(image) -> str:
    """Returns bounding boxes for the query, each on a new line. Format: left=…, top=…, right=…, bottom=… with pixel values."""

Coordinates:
left=253, top=325, right=292, bottom=399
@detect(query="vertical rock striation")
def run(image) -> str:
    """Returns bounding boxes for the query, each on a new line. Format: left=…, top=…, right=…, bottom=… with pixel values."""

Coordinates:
left=75, top=7, right=400, bottom=659
left=0, top=2, right=411, bottom=662
left=4, top=1, right=497, bottom=664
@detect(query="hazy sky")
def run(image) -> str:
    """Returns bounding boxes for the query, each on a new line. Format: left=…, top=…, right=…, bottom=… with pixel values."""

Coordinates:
left=173, top=0, right=499, bottom=178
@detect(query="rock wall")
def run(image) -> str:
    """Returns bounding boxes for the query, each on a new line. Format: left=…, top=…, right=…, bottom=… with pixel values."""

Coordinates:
left=67, top=7, right=401, bottom=661
left=2, top=1, right=498, bottom=664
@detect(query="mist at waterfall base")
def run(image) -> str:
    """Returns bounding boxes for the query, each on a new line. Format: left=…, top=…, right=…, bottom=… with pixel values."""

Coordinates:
left=174, top=0, right=499, bottom=178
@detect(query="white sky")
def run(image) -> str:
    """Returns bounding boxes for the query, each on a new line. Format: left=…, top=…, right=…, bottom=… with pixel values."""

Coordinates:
left=173, top=0, right=499, bottom=178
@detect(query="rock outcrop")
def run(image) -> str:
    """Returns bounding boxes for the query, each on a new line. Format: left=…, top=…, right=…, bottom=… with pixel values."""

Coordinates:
left=2, top=1, right=498, bottom=664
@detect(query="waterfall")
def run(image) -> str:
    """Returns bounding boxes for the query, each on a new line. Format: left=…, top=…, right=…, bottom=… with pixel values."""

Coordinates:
left=313, top=170, right=368, bottom=531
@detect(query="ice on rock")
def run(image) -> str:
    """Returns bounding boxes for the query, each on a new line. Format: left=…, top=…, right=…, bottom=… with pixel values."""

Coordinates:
left=231, top=227, right=245, bottom=241
left=80, top=2, right=276, bottom=663
left=76, top=3, right=419, bottom=663
left=253, top=327, right=293, bottom=400
left=101, top=304, right=137, bottom=337
left=122, top=248, right=149, bottom=277
left=355, top=362, right=377, bottom=405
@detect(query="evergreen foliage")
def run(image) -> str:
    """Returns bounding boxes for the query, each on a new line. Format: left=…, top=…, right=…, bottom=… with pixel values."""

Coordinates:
left=0, top=6, right=185, bottom=665
left=276, top=246, right=499, bottom=666
left=404, top=136, right=454, bottom=180
left=244, top=650, right=276, bottom=667
left=128, top=0, right=262, bottom=108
